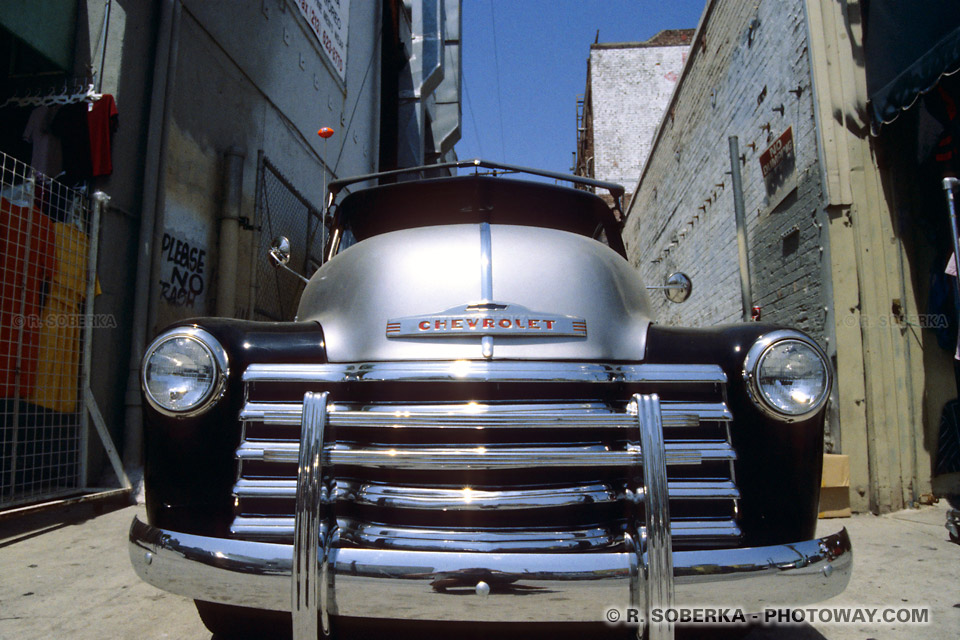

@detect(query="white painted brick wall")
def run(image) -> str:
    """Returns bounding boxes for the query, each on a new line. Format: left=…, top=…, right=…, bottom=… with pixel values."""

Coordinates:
left=622, top=0, right=828, bottom=341
left=590, top=44, right=688, bottom=188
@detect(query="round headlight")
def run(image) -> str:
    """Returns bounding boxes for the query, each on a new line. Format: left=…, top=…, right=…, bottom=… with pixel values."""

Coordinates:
left=743, top=332, right=831, bottom=421
left=142, top=327, right=228, bottom=417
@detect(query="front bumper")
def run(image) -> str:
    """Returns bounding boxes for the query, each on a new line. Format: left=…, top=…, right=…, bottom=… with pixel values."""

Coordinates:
left=129, top=516, right=851, bottom=624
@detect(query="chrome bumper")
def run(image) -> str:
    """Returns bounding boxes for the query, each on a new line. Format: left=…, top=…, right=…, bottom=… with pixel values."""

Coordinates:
left=129, top=516, right=851, bottom=624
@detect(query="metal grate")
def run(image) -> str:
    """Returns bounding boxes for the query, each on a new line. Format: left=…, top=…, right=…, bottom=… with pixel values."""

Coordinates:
left=0, top=151, right=93, bottom=508
left=252, top=154, right=325, bottom=321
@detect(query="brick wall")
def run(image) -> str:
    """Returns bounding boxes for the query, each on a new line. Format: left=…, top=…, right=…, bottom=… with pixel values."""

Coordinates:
left=589, top=37, right=690, bottom=188
left=622, top=0, right=829, bottom=344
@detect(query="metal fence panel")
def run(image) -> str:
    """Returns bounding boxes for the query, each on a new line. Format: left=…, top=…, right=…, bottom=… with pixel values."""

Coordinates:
left=252, top=154, right=325, bottom=321
left=0, top=151, right=93, bottom=508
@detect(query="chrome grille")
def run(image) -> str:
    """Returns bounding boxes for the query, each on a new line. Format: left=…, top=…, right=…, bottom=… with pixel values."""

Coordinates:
left=232, top=362, right=740, bottom=551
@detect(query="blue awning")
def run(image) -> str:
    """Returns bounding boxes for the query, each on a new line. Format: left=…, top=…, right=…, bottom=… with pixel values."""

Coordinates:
left=864, top=0, right=960, bottom=135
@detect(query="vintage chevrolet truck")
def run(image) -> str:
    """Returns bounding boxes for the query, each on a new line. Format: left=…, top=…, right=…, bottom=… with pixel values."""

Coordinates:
left=129, top=160, right=851, bottom=639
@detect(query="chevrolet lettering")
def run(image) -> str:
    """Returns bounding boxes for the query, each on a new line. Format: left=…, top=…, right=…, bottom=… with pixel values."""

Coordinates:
left=129, top=160, right=851, bottom=640
left=386, top=303, right=587, bottom=339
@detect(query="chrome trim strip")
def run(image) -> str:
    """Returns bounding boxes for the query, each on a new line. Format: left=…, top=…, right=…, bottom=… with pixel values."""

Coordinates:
left=230, top=516, right=742, bottom=543
left=337, top=520, right=617, bottom=553
left=242, top=361, right=727, bottom=384
left=667, top=480, right=740, bottom=500
left=292, top=392, right=328, bottom=638
left=333, top=479, right=620, bottom=510
left=635, top=394, right=674, bottom=640
left=130, top=518, right=852, bottom=621
left=232, top=516, right=297, bottom=536
left=240, top=400, right=731, bottom=428
left=479, top=221, right=494, bottom=302
left=235, top=441, right=734, bottom=468
left=233, top=478, right=740, bottom=505
left=670, top=519, right=741, bottom=539
left=479, top=222, right=495, bottom=359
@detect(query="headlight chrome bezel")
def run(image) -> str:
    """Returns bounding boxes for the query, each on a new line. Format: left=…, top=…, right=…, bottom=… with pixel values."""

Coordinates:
left=141, top=326, right=229, bottom=418
left=742, top=330, right=832, bottom=422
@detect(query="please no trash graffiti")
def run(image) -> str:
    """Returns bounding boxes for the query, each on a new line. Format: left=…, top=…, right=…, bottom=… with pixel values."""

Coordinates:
left=159, top=232, right=206, bottom=307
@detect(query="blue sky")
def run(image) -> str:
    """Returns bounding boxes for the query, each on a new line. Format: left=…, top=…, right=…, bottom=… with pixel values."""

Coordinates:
left=455, top=0, right=707, bottom=176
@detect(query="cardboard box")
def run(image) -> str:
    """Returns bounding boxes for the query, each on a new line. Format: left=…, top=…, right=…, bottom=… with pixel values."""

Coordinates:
left=818, top=454, right=851, bottom=518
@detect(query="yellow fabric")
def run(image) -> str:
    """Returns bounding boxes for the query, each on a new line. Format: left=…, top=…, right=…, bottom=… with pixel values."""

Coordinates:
left=28, top=223, right=96, bottom=413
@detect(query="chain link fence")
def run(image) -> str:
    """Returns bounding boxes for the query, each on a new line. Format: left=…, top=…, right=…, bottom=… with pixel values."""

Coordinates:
left=252, top=154, right=325, bottom=321
left=0, top=151, right=95, bottom=508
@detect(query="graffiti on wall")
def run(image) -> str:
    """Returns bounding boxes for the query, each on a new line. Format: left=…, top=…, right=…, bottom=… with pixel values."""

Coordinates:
left=159, top=232, right=206, bottom=307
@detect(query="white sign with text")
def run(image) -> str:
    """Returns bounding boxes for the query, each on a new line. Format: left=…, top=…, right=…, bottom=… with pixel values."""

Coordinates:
left=296, top=0, right=349, bottom=82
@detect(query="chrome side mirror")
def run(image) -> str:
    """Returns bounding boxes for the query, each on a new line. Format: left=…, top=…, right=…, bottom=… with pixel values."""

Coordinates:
left=664, top=272, right=692, bottom=303
left=268, top=236, right=309, bottom=284
left=646, top=272, right=693, bottom=303
left=269, top=236, right=292, bottom=267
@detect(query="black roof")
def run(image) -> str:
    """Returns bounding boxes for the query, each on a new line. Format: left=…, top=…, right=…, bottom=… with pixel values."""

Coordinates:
left=333, top=175, right=627, bottom=258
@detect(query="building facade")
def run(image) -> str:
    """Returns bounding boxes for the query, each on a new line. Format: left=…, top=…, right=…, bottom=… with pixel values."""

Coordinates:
left=0, top=0, right=461, bottom=507
left=576, top=30, right=692, bottom=206
left=606, top=0, right=960, bottom=514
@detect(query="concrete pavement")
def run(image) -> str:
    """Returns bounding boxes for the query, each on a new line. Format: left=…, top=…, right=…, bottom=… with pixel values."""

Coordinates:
left=0, top=501, right=957, bottom=639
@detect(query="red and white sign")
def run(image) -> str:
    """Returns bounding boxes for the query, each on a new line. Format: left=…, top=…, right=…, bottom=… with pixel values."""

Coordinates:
left=758, top=126, right=798, bottom=211
left=296, top=0, right=349, bottom=82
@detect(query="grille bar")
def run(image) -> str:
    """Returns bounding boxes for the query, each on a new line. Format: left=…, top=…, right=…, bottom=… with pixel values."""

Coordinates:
left=230, top=516, right=741, bottom=545
left=240, top=401, right=732, bottom=428
left=233, top=478, right=741, bottom=504
left=242, top=361, right=727, bottom=384
left=236, top=440, right=734, bottom=468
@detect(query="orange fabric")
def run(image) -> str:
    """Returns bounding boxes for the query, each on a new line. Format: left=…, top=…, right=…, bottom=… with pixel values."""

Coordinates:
left=0, top=197, right=56, bottom=398
left=29, top=222, right=93, bottom=412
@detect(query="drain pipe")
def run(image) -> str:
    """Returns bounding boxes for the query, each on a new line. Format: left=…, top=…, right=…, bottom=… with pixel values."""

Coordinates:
left=217, top=147, right=245, bottom=317
left=729, top=136, right=753, bottom=322
left=123, top=0, right=181, bottom=468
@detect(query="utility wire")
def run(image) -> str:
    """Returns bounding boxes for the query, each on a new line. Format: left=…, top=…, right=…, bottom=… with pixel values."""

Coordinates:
left=488, top=0, right=507, bottom=162
left=463, top=76, right=484, bottom=159
left=332, top=35, right=379, bottom=174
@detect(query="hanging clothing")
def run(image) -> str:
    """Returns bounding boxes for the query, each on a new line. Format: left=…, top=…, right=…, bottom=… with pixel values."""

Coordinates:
left=0, top=197, right=56, bottom=398
left=28, top=222, right=98, bottom=413
left=49, top=95, right=119, bottom=183
left=22, top=105, right=63, bottom=177
left=51, top=102, right=92, bottom=183
left=88, top=94, right=118, bottom=177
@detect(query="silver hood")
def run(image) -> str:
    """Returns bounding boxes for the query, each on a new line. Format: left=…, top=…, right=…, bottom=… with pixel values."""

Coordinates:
left=296, top=224, right=652, bottom=362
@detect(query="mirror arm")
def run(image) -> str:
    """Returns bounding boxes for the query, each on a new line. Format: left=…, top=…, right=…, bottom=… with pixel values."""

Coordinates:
left=278, top=262, right=309, bottom=285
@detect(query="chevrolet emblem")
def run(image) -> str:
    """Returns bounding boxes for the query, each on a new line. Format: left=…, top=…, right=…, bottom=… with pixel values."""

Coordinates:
left=386, top=303, right=587, bottom=338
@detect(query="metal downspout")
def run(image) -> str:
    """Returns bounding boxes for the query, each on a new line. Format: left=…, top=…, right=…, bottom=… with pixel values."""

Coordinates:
left=122, top=0, right=181, bottom=468
left=729, top=136, right=753, bottom=322
left=216, top=147, right=245, bottom=317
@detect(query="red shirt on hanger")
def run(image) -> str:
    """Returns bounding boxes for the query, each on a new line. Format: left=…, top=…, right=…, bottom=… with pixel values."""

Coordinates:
left=88, top=94, right=118, bottom=177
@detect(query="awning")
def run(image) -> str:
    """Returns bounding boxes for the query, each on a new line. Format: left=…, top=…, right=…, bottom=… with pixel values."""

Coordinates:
left=863, top=0, right=960, bottom=135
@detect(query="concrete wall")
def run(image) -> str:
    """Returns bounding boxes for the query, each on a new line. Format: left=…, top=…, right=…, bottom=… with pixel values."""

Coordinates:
left=153, top=0, right=381, bottom=332
left=79, top=0, right=162, bottom=482
left=66, top=0, right=386, bottom=474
